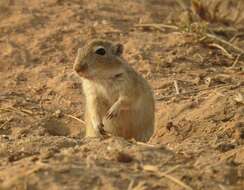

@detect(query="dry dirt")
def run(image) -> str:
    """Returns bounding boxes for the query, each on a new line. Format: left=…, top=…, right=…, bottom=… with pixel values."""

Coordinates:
left=0, top=0, right=244, bottom=190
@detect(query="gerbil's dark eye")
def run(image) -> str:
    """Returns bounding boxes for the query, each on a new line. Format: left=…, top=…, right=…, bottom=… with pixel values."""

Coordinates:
left=95, top=47, right=106, bottom=56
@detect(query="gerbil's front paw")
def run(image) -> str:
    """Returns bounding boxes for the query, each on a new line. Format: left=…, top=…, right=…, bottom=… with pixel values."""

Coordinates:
left=105, top=107, right=120, bottom=120
left=97, top=123, right=107, bottom=136
left=93, top=123, right=109, bottom=139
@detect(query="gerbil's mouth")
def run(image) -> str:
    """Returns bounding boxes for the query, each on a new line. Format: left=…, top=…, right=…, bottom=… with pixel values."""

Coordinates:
left=74, top=63, right=88, bottom=73
left=76, top=71, right=94, bottom=80
left=74, top=63, right=93, bottom=79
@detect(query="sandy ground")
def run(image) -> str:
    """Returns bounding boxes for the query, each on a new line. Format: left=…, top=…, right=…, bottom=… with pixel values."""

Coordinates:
left=0, top=0, right=243, bottom=189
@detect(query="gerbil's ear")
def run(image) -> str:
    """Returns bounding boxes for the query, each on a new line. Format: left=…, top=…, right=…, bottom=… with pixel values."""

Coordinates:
left=114, top=43, right=123, bottom=56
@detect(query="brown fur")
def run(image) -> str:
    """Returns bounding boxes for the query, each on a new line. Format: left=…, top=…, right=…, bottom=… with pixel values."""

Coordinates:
left=74, top=39, right=155, bottom=142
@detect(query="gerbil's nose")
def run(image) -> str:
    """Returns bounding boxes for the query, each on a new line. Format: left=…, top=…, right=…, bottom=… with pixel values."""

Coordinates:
left=74, top=62, right=88, bottom=73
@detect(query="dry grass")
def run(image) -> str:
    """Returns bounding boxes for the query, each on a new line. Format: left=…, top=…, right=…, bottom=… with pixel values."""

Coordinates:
left=170, top=0, right=244, bottom=61
left=177, top=0, right=244, bottom=25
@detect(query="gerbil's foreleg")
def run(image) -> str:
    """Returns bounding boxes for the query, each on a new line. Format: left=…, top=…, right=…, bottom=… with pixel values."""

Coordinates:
left=88, top=98, right=107, bottom=137
left=105, top=97, right=130, bottom=120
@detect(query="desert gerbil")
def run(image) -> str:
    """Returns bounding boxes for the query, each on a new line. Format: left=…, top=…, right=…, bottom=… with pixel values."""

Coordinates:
left=73, top=39, right=155, bottom=142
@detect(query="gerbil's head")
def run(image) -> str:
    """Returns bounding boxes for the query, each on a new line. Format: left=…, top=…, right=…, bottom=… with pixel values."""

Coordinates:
left=74, top=39, right=124, bottom=80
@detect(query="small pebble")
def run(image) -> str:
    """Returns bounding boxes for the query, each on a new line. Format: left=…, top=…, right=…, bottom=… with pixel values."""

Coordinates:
left=116, top=152, right=133, bottom=163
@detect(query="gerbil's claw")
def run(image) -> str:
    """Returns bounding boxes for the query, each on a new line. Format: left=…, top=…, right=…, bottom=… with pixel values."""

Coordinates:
left=105, top=109, right=118, bottom=120
left=96, top=123, right=111, bottom=139
left=97, top=123, right=106, bottom=135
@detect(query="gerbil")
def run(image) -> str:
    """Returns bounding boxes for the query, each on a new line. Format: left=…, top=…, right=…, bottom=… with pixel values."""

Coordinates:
left=74, top=39, right=155, bottom=142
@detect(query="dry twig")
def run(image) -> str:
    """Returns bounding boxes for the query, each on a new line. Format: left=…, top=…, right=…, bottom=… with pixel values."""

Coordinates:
left=0, top=106, right=33, bottom=116
left=156, top=83, right=240, bottom=101
left=0, top=118, right=12, bottom=129
left=64, top=114, right=85, bottom=125
left=143, top=165, right=193, bottom=190
left=135, top=23, right=178, bottom=31
left=173, top=80, right=180, bottom=95
left=206, top=33, right=244, bottom=55
left=208, top=43, right=233, bottom=59
left=136, top=141, right=165, bottom=148
left=231, top=54, right=241, bottom=67
left=128, top=180, right=147, bottom=190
